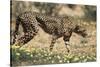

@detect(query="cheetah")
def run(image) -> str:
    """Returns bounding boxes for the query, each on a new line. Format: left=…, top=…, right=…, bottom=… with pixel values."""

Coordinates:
left=11, top=11, right=87, bottom=52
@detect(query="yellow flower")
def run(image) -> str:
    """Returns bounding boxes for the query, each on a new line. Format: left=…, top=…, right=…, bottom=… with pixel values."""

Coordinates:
left=57, top=55, right=61, bottom=59
left=59, top=60, right=63, bottom=63
left=30, top=54, right=33, bottom=57
left=11, top=45, right=20, bottom=49
left=19, top=48, right=25, bottom=51
left=25, top=49, right=31, bottom=52
left=26, top=53, right=30, bottom=55
left=16, top=53, right=20, bottom=56
left=32, top=48, right=35, bottom=51
left=51, top=60, right=54, bottom=63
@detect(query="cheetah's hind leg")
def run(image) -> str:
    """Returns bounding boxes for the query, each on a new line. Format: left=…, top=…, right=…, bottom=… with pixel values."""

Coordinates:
left=14, top=31, right=38, bottom=47
left=14, top=23, right=39, bottom=46
left=11, top=19, right=20, bottom=45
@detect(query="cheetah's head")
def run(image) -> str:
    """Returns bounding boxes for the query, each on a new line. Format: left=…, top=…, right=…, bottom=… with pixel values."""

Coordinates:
left=74, top=25, right=87, bottom=38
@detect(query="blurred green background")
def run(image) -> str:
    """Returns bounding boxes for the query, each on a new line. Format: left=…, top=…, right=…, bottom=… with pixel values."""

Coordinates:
left=11, top=1, right=96, bottom=22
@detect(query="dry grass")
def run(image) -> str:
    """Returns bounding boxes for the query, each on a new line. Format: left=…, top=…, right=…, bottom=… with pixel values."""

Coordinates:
left=11, top=21, right=96, bottom=66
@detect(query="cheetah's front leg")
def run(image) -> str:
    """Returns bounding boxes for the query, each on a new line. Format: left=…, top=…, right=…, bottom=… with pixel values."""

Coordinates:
left=63, top=32, right=72, bottom=53
left=50, top=35, right=57, bottom=51
left=64, top=41, right=70, bottom=53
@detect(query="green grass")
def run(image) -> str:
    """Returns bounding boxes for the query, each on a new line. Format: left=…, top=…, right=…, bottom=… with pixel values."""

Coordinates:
left=11, top=45, right=96, bottom=66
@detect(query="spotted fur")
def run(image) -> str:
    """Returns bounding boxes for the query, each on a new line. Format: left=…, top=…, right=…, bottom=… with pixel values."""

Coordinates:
left=11, top=11, right=87, bottom=52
